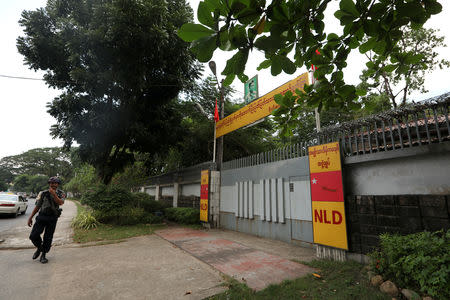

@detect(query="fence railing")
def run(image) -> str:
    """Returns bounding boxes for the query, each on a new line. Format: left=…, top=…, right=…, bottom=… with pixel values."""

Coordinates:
left=222, top=92, right=450, bottom=170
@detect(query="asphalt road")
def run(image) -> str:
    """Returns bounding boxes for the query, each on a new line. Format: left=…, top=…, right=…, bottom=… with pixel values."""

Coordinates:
left=0, top=198, right=35, bottom=233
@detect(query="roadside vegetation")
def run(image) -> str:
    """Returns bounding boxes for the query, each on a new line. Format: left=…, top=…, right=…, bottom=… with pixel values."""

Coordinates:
left=71, top=186, right=200, bottom=244
left=209, top=260, right=389, bottom=300
left=369, top=230, right=450, bottom=299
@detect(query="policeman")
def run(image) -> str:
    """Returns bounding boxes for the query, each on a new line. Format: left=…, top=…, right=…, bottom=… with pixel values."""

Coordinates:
left=27, top=176, right=65, bottom=263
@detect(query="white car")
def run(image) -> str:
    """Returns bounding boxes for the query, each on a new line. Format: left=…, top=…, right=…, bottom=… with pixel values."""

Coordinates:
left=0, top=193, right=28, bottom=217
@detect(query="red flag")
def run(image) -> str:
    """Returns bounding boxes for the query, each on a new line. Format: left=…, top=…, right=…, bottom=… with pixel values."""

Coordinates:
left=214, top=98, right=219, bottom=122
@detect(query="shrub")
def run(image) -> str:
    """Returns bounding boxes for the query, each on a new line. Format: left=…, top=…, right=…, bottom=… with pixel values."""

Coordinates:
left=72, top=210, right=99, bottom=230
left=132, top=192, right=169, bottom=213
left=140, top=213, right=164, bottom=224
left=81, top=185, right=134, bottom=212
left=164, top=207, right=199, bottom=225
left=369, top=230, right=450, bottom=299
left=94, top=206, right=145, bottom=225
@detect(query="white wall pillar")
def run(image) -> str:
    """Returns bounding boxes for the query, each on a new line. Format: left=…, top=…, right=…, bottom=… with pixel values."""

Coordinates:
left=173, top=183, right=179, bottom=208
left=155, top=185, right=160, bottom=201
left=209, top=171, right=221, bottom=228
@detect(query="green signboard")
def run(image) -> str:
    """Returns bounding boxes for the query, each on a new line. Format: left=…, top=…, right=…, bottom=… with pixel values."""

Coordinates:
left=244, top=75, right=258, bottom=104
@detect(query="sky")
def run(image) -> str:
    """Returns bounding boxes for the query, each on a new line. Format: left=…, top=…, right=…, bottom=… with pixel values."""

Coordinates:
left=1, top=0, right=449, bottom=159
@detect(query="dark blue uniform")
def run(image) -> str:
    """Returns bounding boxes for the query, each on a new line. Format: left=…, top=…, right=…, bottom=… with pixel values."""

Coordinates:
left=29, top=190, right=65, bottom=253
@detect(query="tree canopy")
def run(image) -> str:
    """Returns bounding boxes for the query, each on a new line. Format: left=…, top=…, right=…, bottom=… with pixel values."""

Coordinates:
left=145, top=77, right=278, bottom=173
left=0, top=147, right=73, bottom=181
left=360, top=26, right=450, bottom=108
left=178, top=0, right=443, bottom=113
left=17, top=0, right=201, bottom=183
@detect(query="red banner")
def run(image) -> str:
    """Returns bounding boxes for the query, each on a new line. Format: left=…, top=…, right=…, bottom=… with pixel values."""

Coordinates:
left=309, top=170, right=344, bottom=202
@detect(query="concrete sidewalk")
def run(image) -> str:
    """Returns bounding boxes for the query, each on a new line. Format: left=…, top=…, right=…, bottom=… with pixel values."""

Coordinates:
left=1, top=200, right=316, bottom=298
left=0, top=199, right=76, bottom=249
left=156, top=227, right=316, bottom=291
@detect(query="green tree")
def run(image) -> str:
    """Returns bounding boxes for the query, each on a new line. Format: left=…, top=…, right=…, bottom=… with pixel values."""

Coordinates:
left=147, top=77, right=277, bottom=172
left=63, top=164, right=98, bottom=197
left=0, top=166, right=14, bottom=186
left=0, top=147, right=73, bottom=180
left=0, top=181, right=8, bottom=192
left=17, top=0, right=200, bottom=184
left=12, top=174, right=48, bottom=193
left=361, top=26, right=450, bottom=108
left=178, top=0, right=443, bottom=134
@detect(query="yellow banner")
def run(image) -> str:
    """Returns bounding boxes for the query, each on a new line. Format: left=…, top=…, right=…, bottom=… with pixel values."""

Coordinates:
left=216, top=72, right=309, bottom=138
left=308, top=142, right=342, bottom=174
left=312, top=201, right=348, bottom=250
left=200, top=170, right=209, bottom=222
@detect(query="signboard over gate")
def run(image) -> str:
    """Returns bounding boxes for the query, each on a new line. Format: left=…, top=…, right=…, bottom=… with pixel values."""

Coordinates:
left=308, top=142, right=348, bottom=250
left=216, top=72, right=309, bottom=138
left=200, top=170, right=209, bottom=222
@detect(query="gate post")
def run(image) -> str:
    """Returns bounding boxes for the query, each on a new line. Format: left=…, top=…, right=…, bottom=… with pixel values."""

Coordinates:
left=209, top=171, right=221, bottom=228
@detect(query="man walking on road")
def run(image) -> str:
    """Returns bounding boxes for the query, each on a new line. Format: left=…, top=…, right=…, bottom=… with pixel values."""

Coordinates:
left=27, top=177, right=65, bottom=263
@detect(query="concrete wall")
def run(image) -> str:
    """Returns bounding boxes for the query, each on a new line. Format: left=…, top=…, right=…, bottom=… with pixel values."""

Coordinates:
left=220, top=156, right=313, bottom=246
left=344, top=143, right=450, bottom=195
left=343, top=143, right=450, bottom=254
left=181, top=183, right=200, bottom=197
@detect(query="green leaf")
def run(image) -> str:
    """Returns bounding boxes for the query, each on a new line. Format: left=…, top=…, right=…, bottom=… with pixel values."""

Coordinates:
left=229, top=25, right=248, bottom=48
left=198, top=2, right=215, bottom=28
left=397, top=2, right=425, bottom=18
left=257, top=59, right=271, bottom=70
left=359, top=37, right=377, bottom=54
left=383, top=64, right=397, bottom=72
left=234, top=48, right=249, bottom=74
left=348, top=101, right=361, bottom=111
left=340, top=0, right=359, bottom=18
left=219, top=30, right=234, bottom=51
left=327, top=33, right=339, bottom=41
left=238, top=74, right=249, bottom=82
left=204, top=0, right=221, bottom=12
left=236, top=8, right=259, bottom=25
left=223, top=74, right=235, bottom=86
left=280, top=56, right=296, bottom=74
left=254, top=36, right=280, bottom=53
left=190, top=35, right=217, bottom=62
left=363, top=20, right=378, bottom=36
left=274, top=93, right=284, bottom=105
left=424, top=0, right=442, bottom=15
left=178, top=23, right=215, bottom=42
left=271, top=55, right=282, bottom=76
left=337, top=84, right=355, bottom=97
left=355, top=88, right=367, bottom=96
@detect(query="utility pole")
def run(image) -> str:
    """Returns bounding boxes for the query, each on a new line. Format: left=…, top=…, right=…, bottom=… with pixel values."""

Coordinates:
left=208, top=61, right=224, bottom=170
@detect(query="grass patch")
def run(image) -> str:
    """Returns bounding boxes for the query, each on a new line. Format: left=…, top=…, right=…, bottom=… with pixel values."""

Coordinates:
left=73, top=223, right=167, bottom=243
left=72, top=199, right=167, bottom=243
left=208, top=260, right=390, bottom=300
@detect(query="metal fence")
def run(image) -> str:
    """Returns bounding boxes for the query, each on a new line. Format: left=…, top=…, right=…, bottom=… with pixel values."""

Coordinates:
left=222, top=92, right=450, bottom=170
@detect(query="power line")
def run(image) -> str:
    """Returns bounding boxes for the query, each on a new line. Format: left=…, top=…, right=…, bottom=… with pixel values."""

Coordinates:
left=0, top=73, right=183, bottom=87
left=0, top=74, right=44, bottom=81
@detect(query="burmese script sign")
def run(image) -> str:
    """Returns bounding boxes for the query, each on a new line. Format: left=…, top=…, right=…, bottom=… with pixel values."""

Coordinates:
left=200, top=170, right=209, bottom=222
left=308, top=142, right=348, bottom=250
left=216, top=72, right=309, bottom=138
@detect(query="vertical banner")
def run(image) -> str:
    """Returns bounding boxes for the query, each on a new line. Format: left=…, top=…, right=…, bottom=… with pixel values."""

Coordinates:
left=308, top=142, right=348, bottom=250
left=200, top=170, right=209, bottom=222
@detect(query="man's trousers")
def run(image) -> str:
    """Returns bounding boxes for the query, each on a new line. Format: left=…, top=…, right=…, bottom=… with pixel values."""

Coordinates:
left=29, top=214, right=58, bottom=253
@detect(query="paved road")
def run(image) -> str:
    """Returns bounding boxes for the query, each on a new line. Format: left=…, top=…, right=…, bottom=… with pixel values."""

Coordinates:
left=0, top=198, right=35, bottom=234
left=0, top=199, right=75, bottom=249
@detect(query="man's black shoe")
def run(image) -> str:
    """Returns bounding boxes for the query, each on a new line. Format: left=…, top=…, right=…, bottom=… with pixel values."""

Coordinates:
left=40, top=253, right=48, bottom=264
left=32, top=248, right=41, bottom=260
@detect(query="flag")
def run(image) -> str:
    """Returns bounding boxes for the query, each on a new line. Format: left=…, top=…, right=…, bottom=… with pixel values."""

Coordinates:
left=214, top=98, right=219, bottom=122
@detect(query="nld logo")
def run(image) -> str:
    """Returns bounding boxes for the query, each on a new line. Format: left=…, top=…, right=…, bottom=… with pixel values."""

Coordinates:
left=314, top=209, right=343, bottom=225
